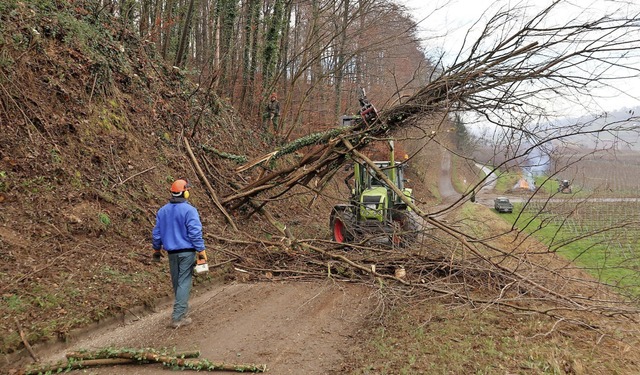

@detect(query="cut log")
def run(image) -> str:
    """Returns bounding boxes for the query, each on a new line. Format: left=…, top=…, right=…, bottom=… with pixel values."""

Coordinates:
left=16, top=348, right=267, bottom=374
left=65, top=348, right=267, bottom=372
left=20, top=358, right=135, bottom=375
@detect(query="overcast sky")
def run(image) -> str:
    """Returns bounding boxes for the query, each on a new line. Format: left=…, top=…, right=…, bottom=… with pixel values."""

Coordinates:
left=398, top=0, right=502, bottom=60
left=397, top=0, right=640, bottom=119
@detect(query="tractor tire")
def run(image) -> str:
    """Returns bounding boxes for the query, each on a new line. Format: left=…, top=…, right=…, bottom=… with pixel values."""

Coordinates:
left=391, top=211, right=421, bottom=248
left=330, top=207, right=356, bottom=244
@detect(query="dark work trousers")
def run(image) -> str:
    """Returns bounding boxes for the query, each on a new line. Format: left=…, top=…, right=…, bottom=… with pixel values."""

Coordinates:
left=168, top=251, right=196, bottom=322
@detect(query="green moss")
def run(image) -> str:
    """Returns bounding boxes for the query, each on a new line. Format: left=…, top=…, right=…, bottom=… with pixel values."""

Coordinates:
left=3, top=294, right=26, bottom=312
left=71, top=170, right=83, bottom=189
left=98, top=212, right=111, bottom=227
left=0, top=170, right=7, bottom=192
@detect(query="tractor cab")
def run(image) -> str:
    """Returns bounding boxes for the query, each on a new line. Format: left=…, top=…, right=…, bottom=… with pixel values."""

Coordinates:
left=350, top=159, right=412, bottom=222
left=354, top=161, right=403, bottom=189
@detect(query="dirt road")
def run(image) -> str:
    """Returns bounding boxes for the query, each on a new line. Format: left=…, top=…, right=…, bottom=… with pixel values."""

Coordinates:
left=38, top=281, right=373, bottom=374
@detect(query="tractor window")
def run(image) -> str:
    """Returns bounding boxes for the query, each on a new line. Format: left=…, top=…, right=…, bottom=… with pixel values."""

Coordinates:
left=368, top=168, right=384, bottom=186
left=366, top=165, right=402, bottom=188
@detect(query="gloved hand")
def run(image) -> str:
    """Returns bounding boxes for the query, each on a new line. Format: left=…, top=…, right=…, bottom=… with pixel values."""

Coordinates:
left=152, top=250, right=162, bottom=263
left=196, top=250, right=207, bottom=263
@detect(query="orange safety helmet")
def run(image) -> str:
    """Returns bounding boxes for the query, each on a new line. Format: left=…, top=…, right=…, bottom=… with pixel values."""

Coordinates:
left=170, top=179, right=190, bottom=197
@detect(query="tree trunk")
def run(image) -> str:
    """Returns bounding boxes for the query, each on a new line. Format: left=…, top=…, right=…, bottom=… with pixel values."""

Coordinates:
left=161, top=0, right=175, bottom=60
left=334, top=0, right=350, bottom=119
left=175, top=0, right=196, bottom=67
left=140, top=0, right=150, bottom=38
left=262, top=0, right=285, bottom=91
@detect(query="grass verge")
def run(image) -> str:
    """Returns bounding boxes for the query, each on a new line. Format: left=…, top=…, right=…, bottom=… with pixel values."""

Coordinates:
left=349, top=303, right=631, bottom=374
left=504, top=203, right=640, bottom=296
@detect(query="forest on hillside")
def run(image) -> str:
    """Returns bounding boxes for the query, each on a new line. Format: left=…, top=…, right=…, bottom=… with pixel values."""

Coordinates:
left=93, top=0, right=432, bottom=135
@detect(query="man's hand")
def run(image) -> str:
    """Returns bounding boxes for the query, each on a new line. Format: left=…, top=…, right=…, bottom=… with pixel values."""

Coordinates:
left=152, top=250, right=162, bottom=263
left=196, top=250, right=207, bottom=263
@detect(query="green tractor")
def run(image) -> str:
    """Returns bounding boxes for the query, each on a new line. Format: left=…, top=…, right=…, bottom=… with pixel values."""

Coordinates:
left=558, top=179, right=572, bottom=194
left=329, top=142, right=420, bottom=247
left=330, top=89, right=420, bottom=247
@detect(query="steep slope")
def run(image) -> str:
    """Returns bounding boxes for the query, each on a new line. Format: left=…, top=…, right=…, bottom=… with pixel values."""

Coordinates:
left=0, top=2, right=278, bottom=362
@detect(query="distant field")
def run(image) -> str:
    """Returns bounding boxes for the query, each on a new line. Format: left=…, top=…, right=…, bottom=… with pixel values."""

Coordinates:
left=477, top=146, right=640, bottom=295
left=550, top=148, right=640, bottom=197
left=515, top=200, right=640, bottom=295
left=474, top=145, right=640, bottom=197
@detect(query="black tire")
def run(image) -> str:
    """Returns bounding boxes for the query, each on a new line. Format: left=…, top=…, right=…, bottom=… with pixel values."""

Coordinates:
left=330, top=207, right=356, bottom=244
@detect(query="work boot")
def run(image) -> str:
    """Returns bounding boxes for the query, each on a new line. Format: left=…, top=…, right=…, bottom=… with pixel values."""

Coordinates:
left=170, top=317, right=192, bottom=328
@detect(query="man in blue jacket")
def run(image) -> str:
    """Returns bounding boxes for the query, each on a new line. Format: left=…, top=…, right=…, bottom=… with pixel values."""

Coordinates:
left=152, top=179, right=207, bottom=328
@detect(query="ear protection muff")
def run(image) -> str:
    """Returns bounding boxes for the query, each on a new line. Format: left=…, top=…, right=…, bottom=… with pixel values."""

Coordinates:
left=183, top=180, right=190, bottom=199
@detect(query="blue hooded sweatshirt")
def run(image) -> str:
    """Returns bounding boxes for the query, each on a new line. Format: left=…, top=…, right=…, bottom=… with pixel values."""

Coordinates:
left=152, top=198, right=205, bottom=252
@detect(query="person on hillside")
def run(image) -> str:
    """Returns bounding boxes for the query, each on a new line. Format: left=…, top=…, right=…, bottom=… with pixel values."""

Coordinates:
left=263, top=93, right=281, bottom=133
left=152, top=179, right=207, bottom=328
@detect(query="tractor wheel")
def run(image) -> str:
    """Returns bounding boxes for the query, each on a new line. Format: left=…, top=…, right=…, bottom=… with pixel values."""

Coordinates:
left=330, top=207, right=356, bottom=244
left=391, top=211, right=421, bottom=248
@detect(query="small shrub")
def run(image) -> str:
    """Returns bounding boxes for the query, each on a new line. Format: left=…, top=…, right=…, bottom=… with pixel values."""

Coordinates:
left=0, top=0, right=18, bottom=15
left=0, top=171, right=6, bottom=192
left=98, top=212, right=111, bottom=227
left=11, top=32, right=28, bottom=48
left=0, top=49, right=14, bottom=69
left=50, top=149, right=62, bottom=164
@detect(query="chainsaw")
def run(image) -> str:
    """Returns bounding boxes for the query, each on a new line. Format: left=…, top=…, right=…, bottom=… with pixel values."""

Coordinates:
left=195, top=257, right=209, bottom=274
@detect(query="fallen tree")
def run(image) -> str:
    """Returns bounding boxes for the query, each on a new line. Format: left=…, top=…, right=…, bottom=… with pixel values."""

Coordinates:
left=221, top=1, right=640, bottom=209
left=190, top=1, right=640, bottom=328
